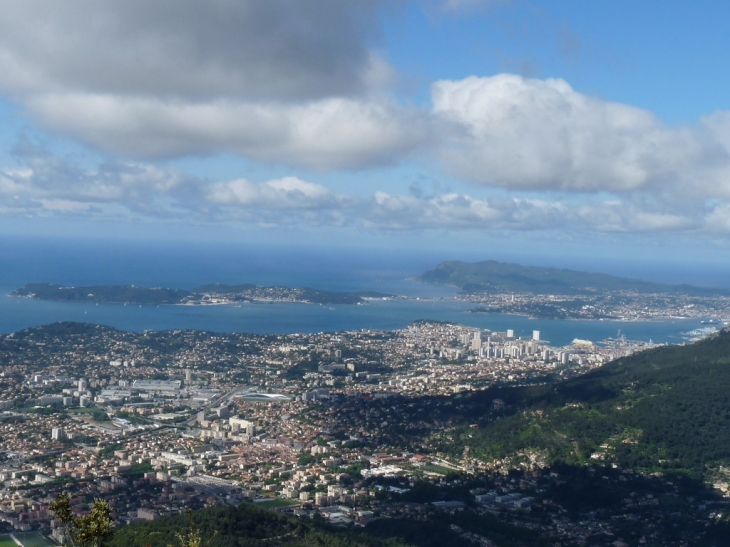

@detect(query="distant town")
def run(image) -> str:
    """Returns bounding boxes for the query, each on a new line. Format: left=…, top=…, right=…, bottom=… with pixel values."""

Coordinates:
left=461, top=289, right=730, bottom=321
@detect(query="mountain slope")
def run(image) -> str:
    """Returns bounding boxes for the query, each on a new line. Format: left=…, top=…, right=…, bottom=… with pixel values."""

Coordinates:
left=108, top=503, right=412, bottom=547
left=442, top=330, right=730, bottom=476
left=418, top=259, right=724, bottom=295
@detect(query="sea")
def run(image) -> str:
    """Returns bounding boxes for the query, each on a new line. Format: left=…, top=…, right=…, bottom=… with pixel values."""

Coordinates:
left=0, top=237, right=724, bottom=348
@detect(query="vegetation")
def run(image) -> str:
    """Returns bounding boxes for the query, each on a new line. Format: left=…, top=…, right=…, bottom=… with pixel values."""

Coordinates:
left=107, top=503, right=410, bottom=547
left=168, top=512, right=216, bottom=547
left=366, top=513, right=548, bottom=547
left=50, top=493, right=114, bottom=547
left=419, top=329, right=730, bottom=476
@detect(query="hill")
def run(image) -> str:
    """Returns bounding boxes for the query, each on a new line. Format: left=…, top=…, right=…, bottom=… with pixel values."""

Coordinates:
left=107, top=502, right=412, bottom=547
left=431, top=329, right=730, bottom=478
left=418, top=259, right=724, bottom=295
left=106, top=499, right=546, bottom=547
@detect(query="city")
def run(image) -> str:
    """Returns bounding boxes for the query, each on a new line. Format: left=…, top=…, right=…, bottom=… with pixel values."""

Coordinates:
left=3, top=319, right=717, bottom=546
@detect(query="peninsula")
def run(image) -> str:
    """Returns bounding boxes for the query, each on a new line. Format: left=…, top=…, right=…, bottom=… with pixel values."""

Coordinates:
left=419, top=260, right=730, bottom=321
left=10, top=282, right=391, bottom=306
left=418, top=259, right=726, bottom=296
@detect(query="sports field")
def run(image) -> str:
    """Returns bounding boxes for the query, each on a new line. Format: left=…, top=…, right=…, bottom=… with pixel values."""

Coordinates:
left=0, top=534, right=18, bottom=547
left=11, top=532, right=55, bottom=547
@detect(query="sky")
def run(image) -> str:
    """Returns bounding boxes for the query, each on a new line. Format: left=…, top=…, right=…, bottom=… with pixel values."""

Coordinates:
left=1, top=0, right=730, bottom=266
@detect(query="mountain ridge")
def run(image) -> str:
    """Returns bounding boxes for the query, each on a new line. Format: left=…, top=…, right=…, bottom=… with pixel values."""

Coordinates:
left=418, top=259, right=727, bottom=295
left=431, top=329, right=730, bottom=477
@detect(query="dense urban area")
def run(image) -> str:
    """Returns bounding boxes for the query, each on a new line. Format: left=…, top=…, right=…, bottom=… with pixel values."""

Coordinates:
left=4, top=312, right=729, bottom=547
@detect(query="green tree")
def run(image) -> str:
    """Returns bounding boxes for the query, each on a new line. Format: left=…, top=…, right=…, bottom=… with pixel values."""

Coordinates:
left=91, top=409, right=108, bottom=422
left=50, top=493, right=114, bottom=547
left=169, top=512, right=216, bottom=547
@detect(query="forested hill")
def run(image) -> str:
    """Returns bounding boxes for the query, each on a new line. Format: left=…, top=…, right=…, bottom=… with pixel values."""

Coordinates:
left=441, top=329, right=730, bottom=476
left=107, top=502, right=411, bottom=547
left=417, top=259, right=725, bottom=295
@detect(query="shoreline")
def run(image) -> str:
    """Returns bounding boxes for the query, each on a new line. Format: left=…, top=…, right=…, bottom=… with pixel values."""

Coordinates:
left=8, top=292, right=721, bottom=325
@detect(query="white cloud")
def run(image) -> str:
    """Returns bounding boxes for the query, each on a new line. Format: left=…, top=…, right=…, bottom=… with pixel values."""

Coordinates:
left=0, top=0, right=388, bottom=101
left=0, top=148, right=348, bottom=224
left=574, top=202, right=699, bottom=233
left=704, top=203, right=730, bottom=232
left=6, top=146, right=730, bottom=237
left=0, top=1, right=424, bottom=170
left=21, top=70, right=730, bottom=190
left=27, top=93, right=430, bottom=169
left=208, top=177, right=339, bottom=209
left=0, top=144, right=198, bottom=215
left=432, top=74, right=711, bottom=193
left=367, top=191, right=569, bottom=230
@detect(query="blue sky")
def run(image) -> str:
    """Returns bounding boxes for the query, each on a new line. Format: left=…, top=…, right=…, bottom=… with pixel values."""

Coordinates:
left=1, top=0, right=730, bottom=265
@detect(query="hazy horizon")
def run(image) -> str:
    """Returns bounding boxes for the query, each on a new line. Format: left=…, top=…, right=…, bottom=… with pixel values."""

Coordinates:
left=1, top=235, right=728, bottom=291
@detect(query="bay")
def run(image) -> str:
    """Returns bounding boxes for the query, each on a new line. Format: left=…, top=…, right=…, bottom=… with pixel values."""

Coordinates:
left=0, top=237, right=714, bottom=346
left=0, top=290, right=702, bottom=348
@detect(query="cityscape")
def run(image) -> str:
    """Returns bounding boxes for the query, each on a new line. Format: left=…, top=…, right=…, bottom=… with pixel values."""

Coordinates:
left=2, top=1, right=730, bottom=546
left=0, top=317, right=713, bottom=545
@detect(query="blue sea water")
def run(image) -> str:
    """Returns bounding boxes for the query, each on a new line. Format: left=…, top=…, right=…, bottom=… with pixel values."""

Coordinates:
left=0, top=237, right=720, bottom=347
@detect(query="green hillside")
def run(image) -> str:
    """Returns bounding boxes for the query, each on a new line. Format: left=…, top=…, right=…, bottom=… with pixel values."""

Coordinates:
left=438, top=329, right=730, bottom=477
left=107, top=503, right=409, bottom=547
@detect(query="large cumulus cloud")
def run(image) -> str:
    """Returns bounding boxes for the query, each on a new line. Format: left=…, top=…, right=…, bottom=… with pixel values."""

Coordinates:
left=0, top=0, right=388, bottom=101
left=431, top=74, right=719, bottom=193
left=27, top=94, right=431, bottom=169
left=0, top=0, right=422, bottom=169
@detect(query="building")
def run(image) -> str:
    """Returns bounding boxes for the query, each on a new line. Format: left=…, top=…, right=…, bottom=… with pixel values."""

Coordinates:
left=131, top=379, right=181, bottom=395
left=229, top=417, right=257, bottom=435
left=471, top=332, right=482, bottom=351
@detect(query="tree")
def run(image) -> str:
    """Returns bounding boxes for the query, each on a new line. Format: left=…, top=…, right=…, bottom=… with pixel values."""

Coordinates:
left=169, top=511, right=215, bottom=547
left=91, top=409, right=108, bottom=422
left=50, top=493, right=114, bottom=547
